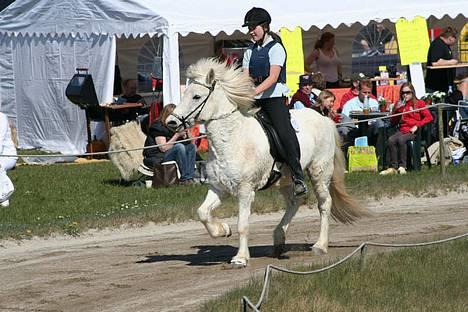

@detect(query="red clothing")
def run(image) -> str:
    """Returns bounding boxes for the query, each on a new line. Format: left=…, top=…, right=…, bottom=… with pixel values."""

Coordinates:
left=338, top=88, right=358, bottom=112
left=290, top=89, right=312, bottom=108
left=391, top=99, right=433, bottom=134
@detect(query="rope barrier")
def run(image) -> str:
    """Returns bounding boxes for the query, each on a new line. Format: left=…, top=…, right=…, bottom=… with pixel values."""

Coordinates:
left=0, top=102, right=463, bottom=159
left=241, top=232, right=468, bottom=311
left=0, top=135, right=207, bottom=158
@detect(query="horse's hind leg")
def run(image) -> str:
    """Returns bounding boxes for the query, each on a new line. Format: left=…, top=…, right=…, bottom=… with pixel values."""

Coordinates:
left=272, top=178, right=301, bottom=257
left=307, top=163, right=333, bottom=255
left=197, top=187, right=231, bottom=238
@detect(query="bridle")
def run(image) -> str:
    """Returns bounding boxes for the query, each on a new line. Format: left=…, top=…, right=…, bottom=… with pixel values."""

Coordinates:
left=171, top=80, right=217, bottom=129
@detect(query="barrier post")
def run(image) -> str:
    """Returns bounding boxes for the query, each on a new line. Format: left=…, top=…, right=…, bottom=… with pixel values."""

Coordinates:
left=359, top=245, right=367, bottom=271
left=437, top=104, right=446, bottom=178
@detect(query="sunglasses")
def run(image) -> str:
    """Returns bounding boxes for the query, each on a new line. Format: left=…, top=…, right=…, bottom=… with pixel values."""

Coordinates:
left=401, top=91, right=412, bottom=95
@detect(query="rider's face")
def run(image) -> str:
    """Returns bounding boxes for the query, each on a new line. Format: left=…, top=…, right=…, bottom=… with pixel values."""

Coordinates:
left=248, top=25, right=265, bottom=42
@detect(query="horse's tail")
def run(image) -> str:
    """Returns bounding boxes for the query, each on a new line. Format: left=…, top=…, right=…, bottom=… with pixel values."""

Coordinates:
left=329, top=130, right=370, bottom=223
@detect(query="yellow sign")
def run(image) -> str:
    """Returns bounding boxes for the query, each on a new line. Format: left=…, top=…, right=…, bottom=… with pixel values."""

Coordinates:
left=395, top=16, right=430, bottom=65
left=280, top=27, right=304, bottom=95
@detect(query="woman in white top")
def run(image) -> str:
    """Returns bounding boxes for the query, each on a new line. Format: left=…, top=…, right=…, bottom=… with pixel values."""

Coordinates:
left=0, top=112, right=17, bottom=171
left=305, top=32, right=342, bottom=88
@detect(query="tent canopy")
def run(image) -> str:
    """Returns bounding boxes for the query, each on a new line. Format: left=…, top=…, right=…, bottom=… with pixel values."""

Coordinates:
left=0, top=0, right=465, bottom=37
left=0, top=0, right=465, bottom=155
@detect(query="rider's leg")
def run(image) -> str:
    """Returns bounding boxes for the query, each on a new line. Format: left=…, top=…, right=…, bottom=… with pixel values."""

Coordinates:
left=257, top=97, right=307, bottom=197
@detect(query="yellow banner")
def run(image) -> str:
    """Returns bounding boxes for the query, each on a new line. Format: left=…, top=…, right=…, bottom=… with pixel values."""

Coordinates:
left=395, top=16, right=430, bottom=65
left=280, top=27, right=304, bottom=96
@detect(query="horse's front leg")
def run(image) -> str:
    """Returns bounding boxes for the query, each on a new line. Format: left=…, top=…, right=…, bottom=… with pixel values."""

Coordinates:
left=197, top=187, right=231, bottom=238
left=231, top=187, right=255, bottom=267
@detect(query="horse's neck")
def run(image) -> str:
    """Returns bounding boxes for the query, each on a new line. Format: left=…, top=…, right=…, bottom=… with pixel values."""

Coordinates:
left=205, top=111, right=255, bottom=159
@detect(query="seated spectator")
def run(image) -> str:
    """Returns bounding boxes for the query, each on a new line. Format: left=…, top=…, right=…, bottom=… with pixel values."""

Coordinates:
left=289, top=74, right=313, bottom=109
left=448, top=73, right=468, bottom=118
left=342, top=79, right=385, bottom=146
left=380, top=83, right=433, bottom=175
left=313, top=90, right=337, bottom=119
left=114, top=79, right=148, bottom=124
left=338, top=73, right=365, bottom=113
left=142, top=104, right=196, bottom=184
left=0, top=112, right=17, bottom=207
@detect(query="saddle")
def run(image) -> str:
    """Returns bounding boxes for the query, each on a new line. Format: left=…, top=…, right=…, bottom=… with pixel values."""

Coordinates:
left=255, top=110, right=288, bottom=190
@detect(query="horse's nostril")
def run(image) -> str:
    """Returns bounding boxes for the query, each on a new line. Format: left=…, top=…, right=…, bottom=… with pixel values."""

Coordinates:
left=166, top=120, right=178, bottom=131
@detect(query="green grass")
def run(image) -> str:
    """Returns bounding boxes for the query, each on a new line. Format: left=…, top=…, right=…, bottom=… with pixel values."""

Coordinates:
left=202, top=239, right=468, bottom=311
left=1, top=161, right=467, bottom=239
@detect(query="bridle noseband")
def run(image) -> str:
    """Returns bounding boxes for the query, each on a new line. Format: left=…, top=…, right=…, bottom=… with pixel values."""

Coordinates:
left=171, top=80, right=217, bottom=129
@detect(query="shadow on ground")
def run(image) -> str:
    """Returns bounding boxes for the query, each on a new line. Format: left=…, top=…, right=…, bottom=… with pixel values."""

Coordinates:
left=136, top=243, right=314, bottom=266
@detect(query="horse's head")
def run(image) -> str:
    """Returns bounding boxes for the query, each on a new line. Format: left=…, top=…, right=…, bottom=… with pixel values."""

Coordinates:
left=166, top=58, right=255, bottom=131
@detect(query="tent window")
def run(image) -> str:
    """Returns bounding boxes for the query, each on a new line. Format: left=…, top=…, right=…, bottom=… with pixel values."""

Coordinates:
left=351, top=23, right=400, bottom=77
left=137, top=37, right=163, bottom=93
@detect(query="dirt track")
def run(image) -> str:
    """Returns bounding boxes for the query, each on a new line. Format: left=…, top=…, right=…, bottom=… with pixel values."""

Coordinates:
left=1, top=192, right=467, bottom=312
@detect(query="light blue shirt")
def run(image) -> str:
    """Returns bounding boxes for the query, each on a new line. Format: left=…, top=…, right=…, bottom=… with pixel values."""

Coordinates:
left=242, top=35, right=289, bottom=99
left=342, top=96, right=379, bottom=117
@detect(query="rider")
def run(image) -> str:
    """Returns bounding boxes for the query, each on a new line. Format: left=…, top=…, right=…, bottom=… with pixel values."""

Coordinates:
left=241, top=7, right=307, bottom=197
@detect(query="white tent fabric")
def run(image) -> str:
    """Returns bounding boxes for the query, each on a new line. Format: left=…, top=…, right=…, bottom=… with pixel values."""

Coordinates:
left=0, top=0, right=466, bottom=155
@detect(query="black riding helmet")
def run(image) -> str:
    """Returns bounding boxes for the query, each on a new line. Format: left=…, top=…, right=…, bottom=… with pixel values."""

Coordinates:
left=242, top=7, right=271, bottom=28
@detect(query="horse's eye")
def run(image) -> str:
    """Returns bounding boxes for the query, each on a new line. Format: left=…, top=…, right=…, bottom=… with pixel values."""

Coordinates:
left=193, top=95, right=201, bottom=100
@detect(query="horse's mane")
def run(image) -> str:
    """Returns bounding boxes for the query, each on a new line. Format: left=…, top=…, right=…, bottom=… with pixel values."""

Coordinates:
left=186, top=58, right=255, bottom=112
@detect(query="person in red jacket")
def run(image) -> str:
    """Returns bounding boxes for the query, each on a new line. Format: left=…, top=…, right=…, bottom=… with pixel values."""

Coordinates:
left=380, top=82, right=433, bottom=175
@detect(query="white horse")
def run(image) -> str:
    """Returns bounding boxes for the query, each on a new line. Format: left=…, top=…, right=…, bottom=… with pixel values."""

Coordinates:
left=167, top=58, right=367, bottom=267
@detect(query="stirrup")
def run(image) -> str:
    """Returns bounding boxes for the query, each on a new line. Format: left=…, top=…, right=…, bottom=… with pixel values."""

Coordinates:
left=259, top=170, right=282, bottom=190
left=293, top=180, right=308, bottom=197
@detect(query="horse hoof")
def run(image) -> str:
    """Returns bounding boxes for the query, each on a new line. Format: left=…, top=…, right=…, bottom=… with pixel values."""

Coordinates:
left=230, top=258, right=247, bottom=268
left=221, top=223, right=232, bottom=237
left=312, top=245, right=327, bottom=255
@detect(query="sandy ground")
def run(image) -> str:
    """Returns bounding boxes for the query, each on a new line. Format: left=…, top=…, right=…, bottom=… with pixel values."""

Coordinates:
left=0, top=191, right=467, bottom=312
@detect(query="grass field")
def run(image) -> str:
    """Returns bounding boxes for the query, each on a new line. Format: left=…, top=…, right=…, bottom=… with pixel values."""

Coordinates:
left=1, top=160, right=467, bottom=239
left=202, top=239, right=468, bottom=311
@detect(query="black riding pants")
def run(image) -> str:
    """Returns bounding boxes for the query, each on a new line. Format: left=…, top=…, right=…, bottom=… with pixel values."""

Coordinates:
left=256, top=97, right=304, bottom=182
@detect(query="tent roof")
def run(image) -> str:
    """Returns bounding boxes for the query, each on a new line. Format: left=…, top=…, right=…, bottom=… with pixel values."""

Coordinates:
left=0, top=0, right=466, bottom=37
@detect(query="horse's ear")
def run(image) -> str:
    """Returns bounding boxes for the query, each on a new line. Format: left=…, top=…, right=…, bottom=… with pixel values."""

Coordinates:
left=205, top=68, right=215, bottom=85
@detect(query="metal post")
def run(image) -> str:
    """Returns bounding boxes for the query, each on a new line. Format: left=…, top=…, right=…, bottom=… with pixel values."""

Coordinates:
left=360, top=245, right=367, bottom=271
left=437, top=104, right=446, bottom=178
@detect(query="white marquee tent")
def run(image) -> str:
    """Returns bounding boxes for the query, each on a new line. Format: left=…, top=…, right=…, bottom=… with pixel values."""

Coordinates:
left=0, top=0, right=466, bottom=154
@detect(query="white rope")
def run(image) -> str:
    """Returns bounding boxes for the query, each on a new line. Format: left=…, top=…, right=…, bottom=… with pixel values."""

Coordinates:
left=0, top=135, right=207, bottom=158
left=242, top=232, right=468, bottom=311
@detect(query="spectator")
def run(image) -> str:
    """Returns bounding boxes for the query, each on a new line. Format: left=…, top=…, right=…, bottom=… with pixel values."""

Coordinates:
left=305, top=32, right=342, bottom=88
left=313, top=90, right=338, bottom=120
left=114, top=79, right=148, bottom=124
left=143, top=104, right=196, bottom=184
left=425, top=26, right=458, bottom=93
left=289, top=74, right=313, bottom=109
left=342, top=79, right=385, bottom=146
left=338, top=73, right=366, bottom=113
left=0, top=112, right=17, bottom=207
left=341, top=80, right=379, bottom=117
left=380, top=83, right=433, bottom=175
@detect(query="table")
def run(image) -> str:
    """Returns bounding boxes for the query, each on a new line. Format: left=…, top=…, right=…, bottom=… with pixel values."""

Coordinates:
left=426, top=63, right=468, bottom=69
left=349, top=111, right=390, bottom=169
left=102, top=102, right=143, bottom=146
left=328, top=84, right=401, bottom=110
